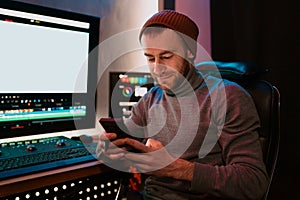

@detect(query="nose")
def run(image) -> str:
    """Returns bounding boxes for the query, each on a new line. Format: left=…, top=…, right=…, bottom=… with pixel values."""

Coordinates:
left=152, top=58, right=165, bottom=74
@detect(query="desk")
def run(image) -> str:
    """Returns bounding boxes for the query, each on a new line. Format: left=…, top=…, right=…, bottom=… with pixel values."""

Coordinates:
left=0, top=161, right=124, bottom=199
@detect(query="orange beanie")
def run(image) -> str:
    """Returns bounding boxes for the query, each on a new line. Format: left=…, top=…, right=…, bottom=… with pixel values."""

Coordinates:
left=140, top=10, right=199, bottom=57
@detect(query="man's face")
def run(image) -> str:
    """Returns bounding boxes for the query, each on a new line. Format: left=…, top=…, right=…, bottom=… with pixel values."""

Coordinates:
left=141, top=28, right=191, bottom=90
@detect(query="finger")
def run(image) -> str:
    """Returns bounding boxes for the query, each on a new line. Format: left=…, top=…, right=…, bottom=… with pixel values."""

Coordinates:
left=96, top=147, right=125, bottom=163
left=105, top=146, right=129, bottom=154
left=124, top=153, right=151, bottom=163
left=96, top=146, right=108, bottom=162
left=110, top=138, right=128, bottom=146
left=99, top=132, right=117, bottom=141
left=96, top=140, right=106, bottom=155
left=97, top=140, right=104, bottom=148
left=109, top=138, right=139, bottom=152
left=146, top=138, right=163, bottom=149
left=114, top=138, right=149, bottom=153
left=107, top=153, right=125, bottom=160
left=108, top=138, right=137, bottom=151
left=96, top=139, right=112, bottom=152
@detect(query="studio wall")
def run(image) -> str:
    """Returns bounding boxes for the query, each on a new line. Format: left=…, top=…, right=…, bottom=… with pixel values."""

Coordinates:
left=175, top=0, right=211, bottom=62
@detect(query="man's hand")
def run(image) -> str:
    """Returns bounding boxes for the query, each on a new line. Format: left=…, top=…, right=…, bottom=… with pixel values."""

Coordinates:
left=120, top=138, right=194, bottom=181
left=97, top=134, right=194, bottom=181
left=96, top=132, right=127, bottom=158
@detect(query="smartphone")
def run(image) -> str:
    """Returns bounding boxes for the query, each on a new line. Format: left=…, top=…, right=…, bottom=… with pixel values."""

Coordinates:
left=99, top=118, right=132, bottom=139
left=99, top=118, right=140, bottom=152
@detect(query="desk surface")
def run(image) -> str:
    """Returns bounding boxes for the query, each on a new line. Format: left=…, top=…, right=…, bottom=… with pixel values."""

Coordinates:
left=0, top=161, right=113, bottom=198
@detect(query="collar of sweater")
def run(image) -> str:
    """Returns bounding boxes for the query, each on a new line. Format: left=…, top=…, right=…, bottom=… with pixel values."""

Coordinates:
left=164, top=64, right=204, bottom=97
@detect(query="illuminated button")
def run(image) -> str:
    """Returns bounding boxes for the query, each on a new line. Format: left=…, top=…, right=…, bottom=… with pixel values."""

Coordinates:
left=26, top=145, right=37, bottom=151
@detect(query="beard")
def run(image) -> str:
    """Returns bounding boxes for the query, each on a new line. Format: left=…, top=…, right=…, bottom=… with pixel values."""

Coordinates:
left=153, top=59, right=192, bottom=92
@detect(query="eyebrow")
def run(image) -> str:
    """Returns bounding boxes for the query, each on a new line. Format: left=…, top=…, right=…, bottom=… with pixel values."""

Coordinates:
left=144, top=50, right=174, bottom=57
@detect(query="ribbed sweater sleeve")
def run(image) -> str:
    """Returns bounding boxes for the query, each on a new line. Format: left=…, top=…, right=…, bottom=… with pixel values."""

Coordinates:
left=190, top=84, right=269, bottom=200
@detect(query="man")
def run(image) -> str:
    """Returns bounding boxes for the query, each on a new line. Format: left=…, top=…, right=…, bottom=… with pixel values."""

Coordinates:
left=98, top=10, right=268, bottom=200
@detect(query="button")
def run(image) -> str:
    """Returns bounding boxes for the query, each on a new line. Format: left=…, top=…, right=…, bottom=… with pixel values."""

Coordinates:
left=26, top=145, right=37, bottom=151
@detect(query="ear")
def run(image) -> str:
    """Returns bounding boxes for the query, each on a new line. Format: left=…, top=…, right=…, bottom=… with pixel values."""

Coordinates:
left=187, top=50, right=195, bottom=59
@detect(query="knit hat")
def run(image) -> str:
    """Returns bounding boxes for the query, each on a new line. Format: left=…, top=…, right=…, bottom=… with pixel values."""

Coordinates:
left=139, top=10, right=199, bottom=58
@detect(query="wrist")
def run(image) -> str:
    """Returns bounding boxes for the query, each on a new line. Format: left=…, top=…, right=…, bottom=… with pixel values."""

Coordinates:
left=169, top=159, right=194, bottom=182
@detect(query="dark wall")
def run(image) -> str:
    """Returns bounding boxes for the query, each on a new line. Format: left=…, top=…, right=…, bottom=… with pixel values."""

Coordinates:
left=211, top=0, right=298, bottom=199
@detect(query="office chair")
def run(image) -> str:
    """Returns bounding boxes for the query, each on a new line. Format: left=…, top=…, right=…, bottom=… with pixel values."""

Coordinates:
left=116, top=61, right=280, bottom=200
left=196, top=61, right=280, bottom=200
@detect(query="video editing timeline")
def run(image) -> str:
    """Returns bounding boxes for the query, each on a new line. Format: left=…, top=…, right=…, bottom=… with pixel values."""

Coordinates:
left=0, top=98, right=92, bottom=140
left=0, top=94, right=87, bottom=134
left=109, top=72, right=154, bottom=119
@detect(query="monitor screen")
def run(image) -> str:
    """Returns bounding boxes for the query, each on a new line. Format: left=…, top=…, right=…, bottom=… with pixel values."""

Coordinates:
left=0, top=1, right=99, bottom=139
left=109, top=72, right=154, bottom=119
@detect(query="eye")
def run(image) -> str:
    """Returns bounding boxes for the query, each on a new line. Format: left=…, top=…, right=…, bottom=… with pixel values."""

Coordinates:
left=161, top=53, right=173, bottom=60
left=146, top=56, right=155, bottom=63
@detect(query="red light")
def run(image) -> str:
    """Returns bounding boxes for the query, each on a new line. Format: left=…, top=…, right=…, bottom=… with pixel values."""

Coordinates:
left=4, top=19, right=13, bottom=22
left=11, top=125, right=25, bottom=130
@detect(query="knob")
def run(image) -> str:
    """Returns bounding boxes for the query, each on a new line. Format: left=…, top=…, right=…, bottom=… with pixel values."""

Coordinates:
left=56, top=140, right=66, bottom=147
left=26, top=145, right=37, bottom=152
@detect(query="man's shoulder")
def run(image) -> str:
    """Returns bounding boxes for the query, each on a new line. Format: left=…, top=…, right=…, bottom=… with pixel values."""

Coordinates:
left=198, top=74, right=251, bottom=100
left=202, top=74, right=246, bottom=90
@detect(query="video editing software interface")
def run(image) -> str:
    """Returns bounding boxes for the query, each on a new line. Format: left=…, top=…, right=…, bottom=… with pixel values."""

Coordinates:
left=109, top=72, right=154, bottom=119
left=0, top=1, right=99, bottom=139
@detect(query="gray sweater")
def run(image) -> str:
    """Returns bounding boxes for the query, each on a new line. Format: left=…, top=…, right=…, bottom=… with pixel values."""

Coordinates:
left=126, top=67, right=269, bottom=200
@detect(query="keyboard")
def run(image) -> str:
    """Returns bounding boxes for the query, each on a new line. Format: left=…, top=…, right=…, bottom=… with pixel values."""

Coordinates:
left=0, top=136, right=97, bottom=179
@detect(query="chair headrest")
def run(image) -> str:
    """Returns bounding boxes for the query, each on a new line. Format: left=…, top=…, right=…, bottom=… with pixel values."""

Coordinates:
left=196, top=61, right=268, bottom=81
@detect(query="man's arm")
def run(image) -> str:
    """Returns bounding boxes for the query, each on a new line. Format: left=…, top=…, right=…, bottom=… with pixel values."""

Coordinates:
left=189, top=84, right=269, bottom=200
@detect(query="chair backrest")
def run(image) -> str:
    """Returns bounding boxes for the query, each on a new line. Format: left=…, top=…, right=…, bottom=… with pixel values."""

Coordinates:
left=196, top=61, right=280, bottom=200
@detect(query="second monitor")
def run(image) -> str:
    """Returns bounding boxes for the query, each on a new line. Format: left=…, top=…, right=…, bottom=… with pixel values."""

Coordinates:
left=109, top=72, right=154, bottom=119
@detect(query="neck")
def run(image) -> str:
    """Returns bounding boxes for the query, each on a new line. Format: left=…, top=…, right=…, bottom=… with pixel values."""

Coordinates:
left=165, top=63, right=203, bottom=97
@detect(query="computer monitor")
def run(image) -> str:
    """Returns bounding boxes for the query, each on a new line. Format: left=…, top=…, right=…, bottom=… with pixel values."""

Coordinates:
left=109, top=72, right=154, bottom=119
left=0, top=1, right=100, bottom=139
